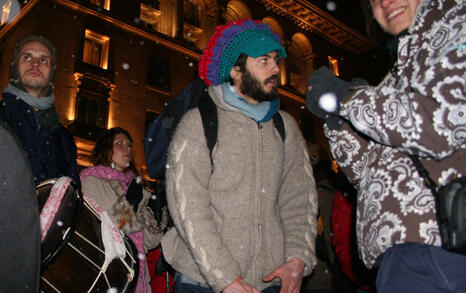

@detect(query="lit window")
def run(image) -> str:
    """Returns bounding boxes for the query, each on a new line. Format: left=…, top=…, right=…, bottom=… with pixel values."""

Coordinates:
left=69, top=74, right=110, bottom=141
left=1, top=0, right=12, bottom=26
left=184, top=0, right=199, bottom=27
left=140, top=1, right=161, bottom=30
left=83, top=29, right=110, bottom=69
left=90, top=0, right=110, bottom=10
left=328, top=56, right=339, bottom=76
left=76, top=93, right=108, bottom=129
left=141, top=0, right=160, bottom=10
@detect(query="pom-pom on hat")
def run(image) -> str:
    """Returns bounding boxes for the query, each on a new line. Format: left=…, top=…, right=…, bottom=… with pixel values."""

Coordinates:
left=199, top=18, right=286, bottom=86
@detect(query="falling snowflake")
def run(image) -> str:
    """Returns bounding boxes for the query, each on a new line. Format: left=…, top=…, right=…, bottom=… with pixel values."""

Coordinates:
left=326, top=1, right=336, bottom=11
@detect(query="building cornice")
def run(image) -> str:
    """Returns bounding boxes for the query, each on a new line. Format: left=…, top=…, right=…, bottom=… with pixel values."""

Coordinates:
left=0, top=0, right=39, bottom=39
left=54, top=0, right=203, bottom=60
left=1, top=0, right=312, bottom=104
left=54, top=0, right=307, bottom=103
left=256, top=0, right=375, bottom=54
left=278, top=88, right=305, bottom=104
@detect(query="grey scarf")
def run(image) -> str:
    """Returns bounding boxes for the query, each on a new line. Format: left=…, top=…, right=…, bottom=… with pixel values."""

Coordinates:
left=4, top=83, right=59, bottom=126
left=4, top=83, right=55, bottom=110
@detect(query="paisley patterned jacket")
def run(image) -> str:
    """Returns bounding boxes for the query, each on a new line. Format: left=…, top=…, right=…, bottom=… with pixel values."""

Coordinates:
left=324, top=0, right=465, bottom=268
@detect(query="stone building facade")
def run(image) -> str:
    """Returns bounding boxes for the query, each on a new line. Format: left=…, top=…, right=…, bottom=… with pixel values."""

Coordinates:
left=0, top=0, right=383, bottom=291
left=0, top=0, right=375, bottom=179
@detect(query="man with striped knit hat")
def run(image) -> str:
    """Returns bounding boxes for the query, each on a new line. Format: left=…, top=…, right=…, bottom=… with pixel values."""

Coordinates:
left=161, top=19, right=318, bottom=293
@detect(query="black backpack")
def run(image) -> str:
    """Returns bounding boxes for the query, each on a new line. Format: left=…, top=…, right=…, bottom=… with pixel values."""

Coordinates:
left=144, top=78, right=286, bottom=180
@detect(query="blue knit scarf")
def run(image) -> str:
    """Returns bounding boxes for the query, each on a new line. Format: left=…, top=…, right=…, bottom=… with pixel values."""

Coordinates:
left=222, top=83, right=279, bottom=122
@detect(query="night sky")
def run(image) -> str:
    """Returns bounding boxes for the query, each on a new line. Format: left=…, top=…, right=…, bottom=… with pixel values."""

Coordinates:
left=308, top=0, right=369, bottom=35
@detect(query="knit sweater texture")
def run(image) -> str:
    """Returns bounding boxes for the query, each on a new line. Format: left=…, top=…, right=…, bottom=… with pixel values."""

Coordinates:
left=162, top=84, right=318, bottom=292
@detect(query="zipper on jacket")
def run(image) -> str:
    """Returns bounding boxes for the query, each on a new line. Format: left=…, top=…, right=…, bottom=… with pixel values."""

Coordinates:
left=254, top=121, right=263, bottom=281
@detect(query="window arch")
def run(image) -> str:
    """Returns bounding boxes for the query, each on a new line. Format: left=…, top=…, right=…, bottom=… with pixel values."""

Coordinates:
left=184, top=0, right=201, bottom=27
left=262, top=17, right=286, bottom=85
left=262, top=17, right=284, bottom=41
left=182, top=0, right=204, bottom=48
left=288, top=33, right=314, bottom=95
left=224, top=0, right=252, bottom=22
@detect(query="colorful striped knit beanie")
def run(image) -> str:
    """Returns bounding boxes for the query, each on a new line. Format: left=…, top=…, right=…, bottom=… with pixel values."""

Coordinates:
left=199, top=18, right=286, bottom=86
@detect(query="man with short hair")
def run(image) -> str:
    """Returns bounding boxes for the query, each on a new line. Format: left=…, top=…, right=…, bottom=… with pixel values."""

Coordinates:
left=162, top=19, right=318, bottom=293
left=0, top=34, right=78, bottom=185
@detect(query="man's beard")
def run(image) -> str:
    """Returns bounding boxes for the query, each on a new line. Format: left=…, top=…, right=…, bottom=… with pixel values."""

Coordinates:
left=240, top=69, right=278, bottom=103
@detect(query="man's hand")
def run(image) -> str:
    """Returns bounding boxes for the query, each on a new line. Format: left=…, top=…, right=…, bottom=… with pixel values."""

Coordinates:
left=263, top=258, right=305, bottom=293
left=223, top=279, right=260, bottom=293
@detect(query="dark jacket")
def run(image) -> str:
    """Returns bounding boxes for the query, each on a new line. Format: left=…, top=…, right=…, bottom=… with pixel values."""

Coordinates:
left=0, top=92, right=78, bottom=185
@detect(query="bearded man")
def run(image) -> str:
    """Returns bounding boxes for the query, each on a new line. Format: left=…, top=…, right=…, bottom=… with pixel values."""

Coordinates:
left=161, top=19, right=318, bottom=293
left=0, top=34, right=78, bottom=185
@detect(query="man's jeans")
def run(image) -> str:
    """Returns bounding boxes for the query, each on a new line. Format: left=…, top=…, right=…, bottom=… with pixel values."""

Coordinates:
left=376, top=243, right=466, bottom=293
left=174, top=273, right=281, bottom=293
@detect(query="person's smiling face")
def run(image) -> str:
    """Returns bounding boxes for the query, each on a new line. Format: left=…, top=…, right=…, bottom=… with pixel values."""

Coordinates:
left=370, top=0, right=420, bottom=35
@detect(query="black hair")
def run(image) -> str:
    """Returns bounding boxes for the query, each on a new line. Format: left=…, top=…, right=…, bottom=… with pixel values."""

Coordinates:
left=228, top=53, right=248, bottom=85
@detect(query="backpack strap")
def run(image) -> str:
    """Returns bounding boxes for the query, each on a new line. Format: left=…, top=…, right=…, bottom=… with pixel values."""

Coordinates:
left=272, top=112, right=286, bottom=142
left=198, top=93, right=218, bottom=164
